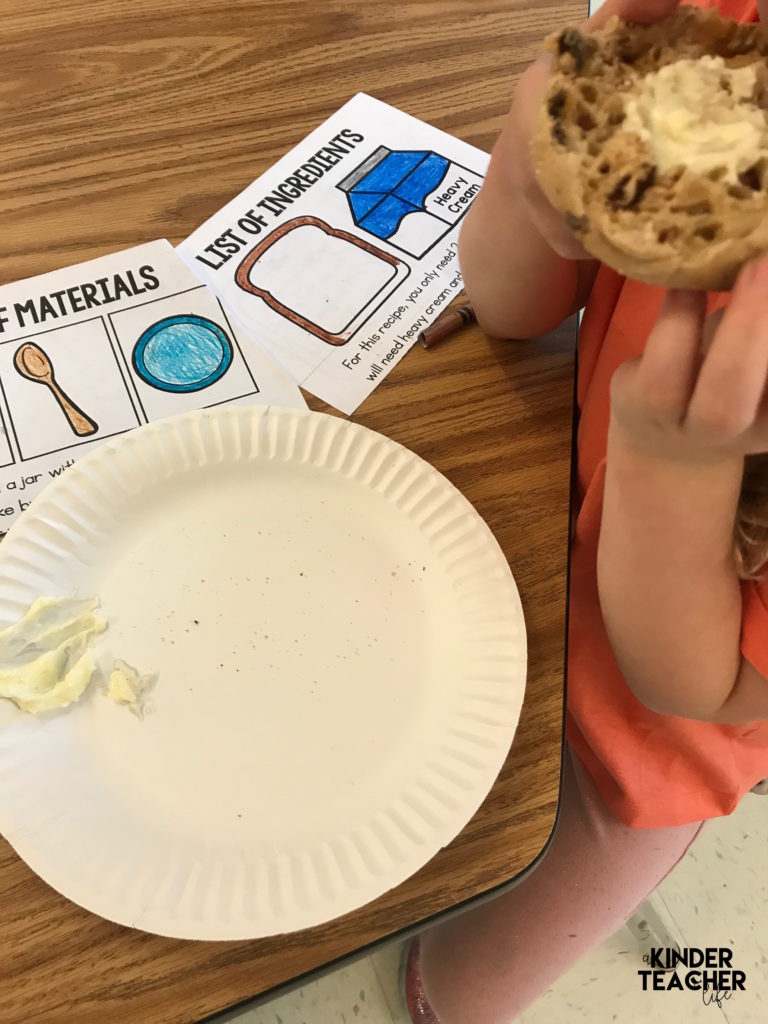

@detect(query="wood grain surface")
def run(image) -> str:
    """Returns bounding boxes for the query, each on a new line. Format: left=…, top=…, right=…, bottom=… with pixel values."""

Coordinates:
left=0, top=0, right=583, bottom=1021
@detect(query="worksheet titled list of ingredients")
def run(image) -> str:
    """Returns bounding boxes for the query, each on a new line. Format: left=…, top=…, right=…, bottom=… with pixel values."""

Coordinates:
left=0, top=240, right=304, bottom=530
left=178, top=94, right=490, bottom=414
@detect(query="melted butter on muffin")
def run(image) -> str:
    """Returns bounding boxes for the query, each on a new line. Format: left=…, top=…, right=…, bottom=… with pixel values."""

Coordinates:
left=623, top=57, right=767, bottom=183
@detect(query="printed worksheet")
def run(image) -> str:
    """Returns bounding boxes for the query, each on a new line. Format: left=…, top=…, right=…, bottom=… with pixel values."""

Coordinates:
left=0, top=240, right=304, bottom=531
left=178, top=94, right=490, bottom=414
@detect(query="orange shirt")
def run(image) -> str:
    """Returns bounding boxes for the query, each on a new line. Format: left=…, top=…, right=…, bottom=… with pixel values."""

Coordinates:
left=567, top=0, right=768, bottom=828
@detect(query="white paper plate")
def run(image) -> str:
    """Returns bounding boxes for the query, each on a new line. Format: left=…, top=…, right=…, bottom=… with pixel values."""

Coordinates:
left=0, top=407, right=526, bottom=939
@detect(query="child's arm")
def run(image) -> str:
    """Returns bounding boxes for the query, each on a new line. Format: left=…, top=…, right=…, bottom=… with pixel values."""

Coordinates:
left=458, top=62, right=598, bottom=340
left=597, top=277, right=768, bottom=724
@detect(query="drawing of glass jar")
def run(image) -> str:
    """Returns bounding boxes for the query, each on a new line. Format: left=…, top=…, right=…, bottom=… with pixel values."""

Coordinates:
left=337, top=146, right=485, bottom=259
left=235, top=216, right=410, bottom=346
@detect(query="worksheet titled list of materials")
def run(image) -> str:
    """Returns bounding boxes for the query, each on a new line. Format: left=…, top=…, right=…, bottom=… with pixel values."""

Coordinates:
left=0, top=240, right=305, bottom=531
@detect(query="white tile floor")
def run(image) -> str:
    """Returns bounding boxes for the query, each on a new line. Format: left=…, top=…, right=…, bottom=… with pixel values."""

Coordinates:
left=217, top=791, right=767, bottom=1024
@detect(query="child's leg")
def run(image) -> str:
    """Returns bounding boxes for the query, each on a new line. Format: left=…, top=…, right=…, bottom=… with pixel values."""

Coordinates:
left=417, top=745, right=703, bottom=1024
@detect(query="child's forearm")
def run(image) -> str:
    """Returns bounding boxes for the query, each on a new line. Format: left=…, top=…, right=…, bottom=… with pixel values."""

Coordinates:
left=459, top=138, right=592, bottom=340
left=597, top=429, right=768, bottom=723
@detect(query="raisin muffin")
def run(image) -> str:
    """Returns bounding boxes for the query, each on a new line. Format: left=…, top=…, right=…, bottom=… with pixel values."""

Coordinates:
left=532, top=6, right=768, bottom=290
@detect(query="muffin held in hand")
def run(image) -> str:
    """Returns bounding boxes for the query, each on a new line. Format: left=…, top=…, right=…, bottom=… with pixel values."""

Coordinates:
left=532, top=5, right=768, bottom=290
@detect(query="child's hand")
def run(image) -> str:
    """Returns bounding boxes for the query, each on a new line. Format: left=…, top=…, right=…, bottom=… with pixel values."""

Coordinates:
left=609, top=260, right=768, bottom=464
left=502, top=0, right=679, bottom=259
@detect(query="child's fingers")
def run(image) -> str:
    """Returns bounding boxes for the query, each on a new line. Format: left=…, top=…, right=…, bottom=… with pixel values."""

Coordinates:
left=687, top=260, right=768, bottom=439
left=633, top=290, right=706, bottom=420
left=585, top=0, right=679, bottom=30
left=701, top=308, right=725, bottom=354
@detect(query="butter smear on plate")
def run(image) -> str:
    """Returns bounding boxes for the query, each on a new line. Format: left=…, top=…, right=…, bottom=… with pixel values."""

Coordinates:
left=0, top=596, right=156, bottom=716
left=0, top=596, right=105, bottom=713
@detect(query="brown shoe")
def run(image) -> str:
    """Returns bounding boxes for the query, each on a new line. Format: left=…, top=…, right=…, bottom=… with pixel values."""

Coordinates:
left=403, top=938, right=441, bottom=1023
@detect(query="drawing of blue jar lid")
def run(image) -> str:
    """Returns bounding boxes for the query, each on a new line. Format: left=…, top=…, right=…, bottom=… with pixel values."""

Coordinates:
left=133, top=315, right=233, bottom=393
left=337, top=146, right=450, bottom=241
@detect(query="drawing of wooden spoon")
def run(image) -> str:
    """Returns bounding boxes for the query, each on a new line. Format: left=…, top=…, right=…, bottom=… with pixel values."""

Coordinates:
left=14, top=342, right=99, bottom=437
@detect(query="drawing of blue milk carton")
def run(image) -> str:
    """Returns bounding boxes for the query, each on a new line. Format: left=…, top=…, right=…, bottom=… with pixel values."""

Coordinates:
left=337, top=147, right=484, bottom=260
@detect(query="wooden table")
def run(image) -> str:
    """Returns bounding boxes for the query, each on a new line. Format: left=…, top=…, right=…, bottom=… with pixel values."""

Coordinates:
left=0, top=1, right=581, bottom=1021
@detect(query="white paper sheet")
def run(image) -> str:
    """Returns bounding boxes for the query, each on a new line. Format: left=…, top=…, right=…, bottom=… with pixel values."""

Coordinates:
left=0, top=240, right=304, bottom=532
left=178, top=94, right=490, bottom=414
